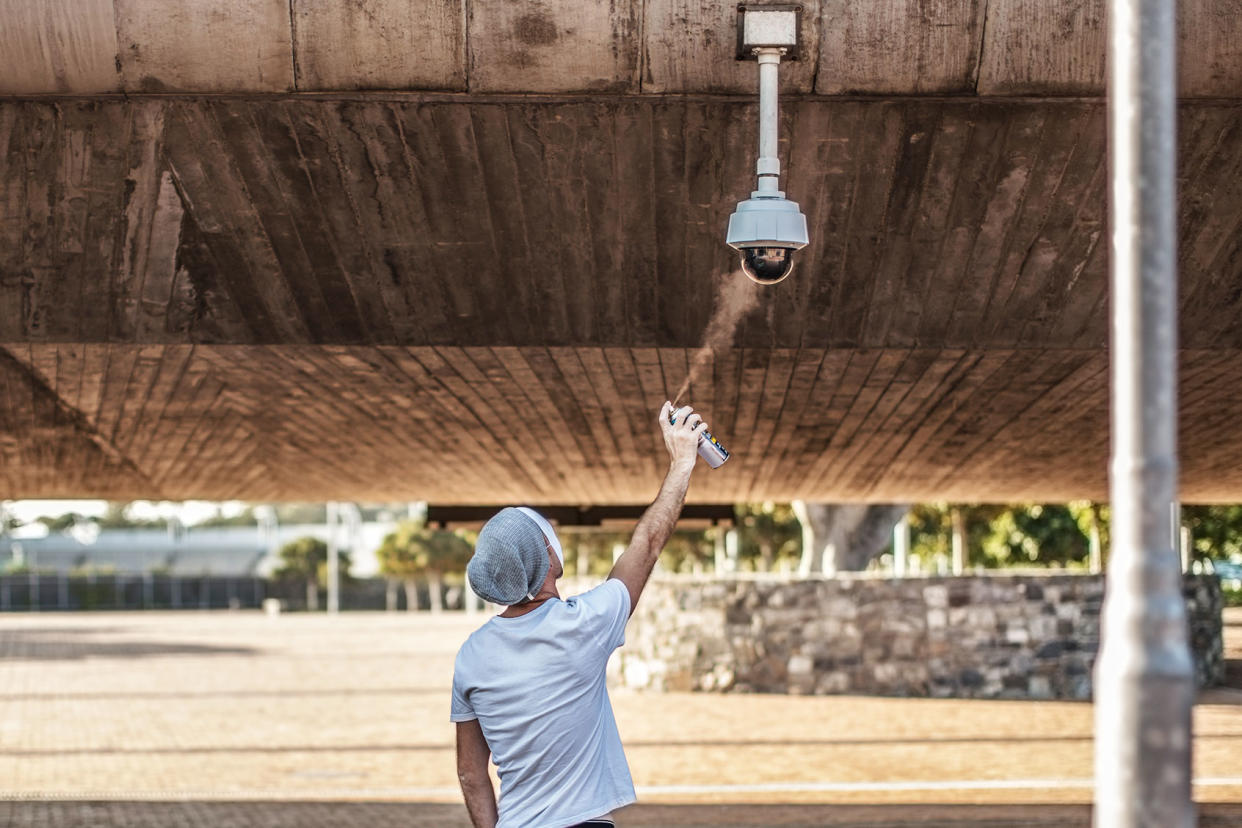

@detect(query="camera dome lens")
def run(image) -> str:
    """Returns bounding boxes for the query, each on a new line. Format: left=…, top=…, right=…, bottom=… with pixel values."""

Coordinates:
left=740, top=247, right=794, bottom=285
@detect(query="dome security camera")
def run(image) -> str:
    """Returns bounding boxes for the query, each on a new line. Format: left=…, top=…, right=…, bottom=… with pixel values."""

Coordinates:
left=726, top=191, right=809, bottom=285
left=726, top=12, right=809, bottom=285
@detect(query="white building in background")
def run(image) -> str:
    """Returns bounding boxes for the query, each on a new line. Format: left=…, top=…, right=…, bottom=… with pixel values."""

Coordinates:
left=0, top=520, right=398, bottom=578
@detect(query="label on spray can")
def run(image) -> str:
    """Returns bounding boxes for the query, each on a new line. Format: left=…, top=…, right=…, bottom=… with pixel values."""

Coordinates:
left=669, top=406, right=730, bottom=468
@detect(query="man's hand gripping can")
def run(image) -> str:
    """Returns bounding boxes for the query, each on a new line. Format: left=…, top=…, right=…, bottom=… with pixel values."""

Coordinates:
left=669, top=406, right=730, bottom=469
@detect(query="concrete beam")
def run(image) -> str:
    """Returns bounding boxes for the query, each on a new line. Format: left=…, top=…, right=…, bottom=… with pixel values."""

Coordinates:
left=114, top=0, right=294, bottom=93
left=290, top=0, right=466, bottom=91
left=3, top=0, right=1242, bottom=97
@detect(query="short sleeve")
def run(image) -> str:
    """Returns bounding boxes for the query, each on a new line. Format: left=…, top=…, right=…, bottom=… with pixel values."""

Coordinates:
left=449, top=653, right=477, bottom=722
left=576, top=578, right=632, bottom=653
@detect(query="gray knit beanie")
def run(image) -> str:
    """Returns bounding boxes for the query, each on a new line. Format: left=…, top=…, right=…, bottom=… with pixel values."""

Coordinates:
left=467, top=507, right=551, bottom=605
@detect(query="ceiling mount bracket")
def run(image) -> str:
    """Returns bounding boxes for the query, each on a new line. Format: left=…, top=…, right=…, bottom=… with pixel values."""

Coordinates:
left=736, top=4, right=803, bottom=61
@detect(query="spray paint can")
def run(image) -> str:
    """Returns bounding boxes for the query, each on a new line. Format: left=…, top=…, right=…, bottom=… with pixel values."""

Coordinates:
left=669, top=406, right=730, bottom=469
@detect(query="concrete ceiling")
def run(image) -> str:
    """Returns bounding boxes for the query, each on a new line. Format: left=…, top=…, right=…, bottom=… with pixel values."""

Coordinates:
left=3, top=1, right=1242, bottom=504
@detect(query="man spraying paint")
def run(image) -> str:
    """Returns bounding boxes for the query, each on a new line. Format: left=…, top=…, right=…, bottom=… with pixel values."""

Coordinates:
left=451, top=402, right=709, bottom=828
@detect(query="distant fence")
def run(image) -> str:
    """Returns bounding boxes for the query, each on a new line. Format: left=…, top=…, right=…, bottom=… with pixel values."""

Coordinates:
left=0, top=574, right=266, bottom=611
left=0, top=574, right=470, bottom=612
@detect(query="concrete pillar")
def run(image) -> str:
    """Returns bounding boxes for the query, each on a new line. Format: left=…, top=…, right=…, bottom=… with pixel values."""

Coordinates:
left=950, top=508, right=966, bottom=575
left=893, top=514, right=910, bottom=578
left=576, top=538, right=590, bottom=578
left=713, top=528, right=727, bottom=574
left=725, top=529, right=739, bottom=573
left=326, top=501, right=340, bottom=614
left=1089, top=513, right=1104, bottom=575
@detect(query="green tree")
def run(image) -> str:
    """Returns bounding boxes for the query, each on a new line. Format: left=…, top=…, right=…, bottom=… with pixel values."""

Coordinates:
left=1068, top=501, right=1109, bottom=570
left=979, top=504, right=1089, bottom=567
left=37, top=512, right=87, bottom=533
left=1183, top=505, right=1242, bottom=562
left=376, top=522, right=428, bottom=611
left=193, top=506, right=258, bottom=528
left=908, top=503, right=1007, bottom=571
left=376, top=522, right=474, bottom=611
left=658, top=529, right=713, bottom=574
left=273, top=536, right=351, bottom=611
left=736, top=503, right=802, bottom=572
left=95, top=502, right=167, bottom=529
left=274, top=503, right=328, bottom=525
left=423, top=528, right=475, bottom=613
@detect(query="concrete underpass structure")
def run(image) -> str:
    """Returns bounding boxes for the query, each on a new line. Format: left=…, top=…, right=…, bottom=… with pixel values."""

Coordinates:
left=3, top=0, right=1242, bottom=504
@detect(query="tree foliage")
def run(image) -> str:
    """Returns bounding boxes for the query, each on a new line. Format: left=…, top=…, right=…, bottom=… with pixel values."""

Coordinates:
left=658, top=529, right=714, bottom=573
left=193, top=506, right=258, bottom=528
left=96, top=502, right=167, bottom=529
left=735, top=502, right=802, bottom=571
left=1183, top=505, right=1242, bottom=561
left=979, top=504, right=1088, bottom=567
left=375, top=522, right=474, bottom=580
left=909, top=503, right=1092, bottom=569
left=273, top=536, right=351, bottom=585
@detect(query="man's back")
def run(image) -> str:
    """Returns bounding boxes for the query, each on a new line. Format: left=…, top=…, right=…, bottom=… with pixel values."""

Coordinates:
left=452, top=579, right=634, bottom=828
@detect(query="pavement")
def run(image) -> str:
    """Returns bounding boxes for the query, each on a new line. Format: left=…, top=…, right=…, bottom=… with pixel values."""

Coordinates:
left=1, top=605, right=1241, bottom=826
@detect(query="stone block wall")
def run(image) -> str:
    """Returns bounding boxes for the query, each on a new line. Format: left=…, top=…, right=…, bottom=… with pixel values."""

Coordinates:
left=619, top=574, right=1224, bottom=700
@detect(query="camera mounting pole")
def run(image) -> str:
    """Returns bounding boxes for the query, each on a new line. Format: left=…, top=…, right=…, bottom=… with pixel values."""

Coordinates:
left=725, top=5, right=808, bottom=285
left=755, top=47, right=783, bottom=196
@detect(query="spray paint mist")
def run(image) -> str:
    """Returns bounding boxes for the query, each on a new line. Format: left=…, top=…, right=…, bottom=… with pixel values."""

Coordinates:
left=673, top=272, right=761, bottom=405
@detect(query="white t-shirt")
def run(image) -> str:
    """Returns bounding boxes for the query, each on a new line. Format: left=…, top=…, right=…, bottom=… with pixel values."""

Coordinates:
left=451, top=578, right=635, bottom=828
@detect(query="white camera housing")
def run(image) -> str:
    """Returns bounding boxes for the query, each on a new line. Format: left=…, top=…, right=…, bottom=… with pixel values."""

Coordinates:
left=726, top=193, right=809, bottom=284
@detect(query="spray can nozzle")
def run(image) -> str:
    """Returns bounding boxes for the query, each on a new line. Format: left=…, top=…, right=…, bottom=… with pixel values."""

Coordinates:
left=669, top=406, right=731, bottom=469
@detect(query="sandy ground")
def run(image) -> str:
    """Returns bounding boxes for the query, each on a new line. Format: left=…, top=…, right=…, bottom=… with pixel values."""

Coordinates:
left=1, top=606, right=1240, bottom=826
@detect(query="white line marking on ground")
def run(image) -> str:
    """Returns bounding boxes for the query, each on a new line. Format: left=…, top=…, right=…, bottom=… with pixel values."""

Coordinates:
left=4, top=777, right=1242, bottom=801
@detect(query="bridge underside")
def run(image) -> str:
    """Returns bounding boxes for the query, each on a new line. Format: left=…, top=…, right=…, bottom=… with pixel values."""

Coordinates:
left=2, top=97, right=1242, bottom=503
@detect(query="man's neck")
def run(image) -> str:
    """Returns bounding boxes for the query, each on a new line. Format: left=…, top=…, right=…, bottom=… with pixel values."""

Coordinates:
left=499, top=586, right=561, bottom=618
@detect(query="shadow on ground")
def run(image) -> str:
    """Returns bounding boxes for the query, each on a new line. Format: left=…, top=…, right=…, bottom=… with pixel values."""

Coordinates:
left=3, top=802, right=1241, bottom=827
left=0, top=630, right=255, bottom=661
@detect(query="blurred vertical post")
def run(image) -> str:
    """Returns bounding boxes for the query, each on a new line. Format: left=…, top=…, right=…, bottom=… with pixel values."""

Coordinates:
left=893, top=514, right=909, bottom=578
left=950, top=508, right=965, bottom=575
left=327, top=501, right=340, bottom=614
left=1095, top=0, right=1193, bottom=819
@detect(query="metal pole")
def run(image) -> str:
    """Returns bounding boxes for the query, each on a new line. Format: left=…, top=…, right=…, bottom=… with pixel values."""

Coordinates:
left=1095, top=0, right=1193, bottom=817
left=755, top=48, right=782, bottom=195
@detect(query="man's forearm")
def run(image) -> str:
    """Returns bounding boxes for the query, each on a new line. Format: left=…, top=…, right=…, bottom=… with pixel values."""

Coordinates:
left=609, top=459, right=695, bottom=610
left=459, top=777, right=498, bottom=828
left=633, top=461, right=695, bottom=557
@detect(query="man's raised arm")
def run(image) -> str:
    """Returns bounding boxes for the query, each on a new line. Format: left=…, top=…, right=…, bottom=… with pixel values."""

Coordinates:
left=608, top=401, right=707, bottom=615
